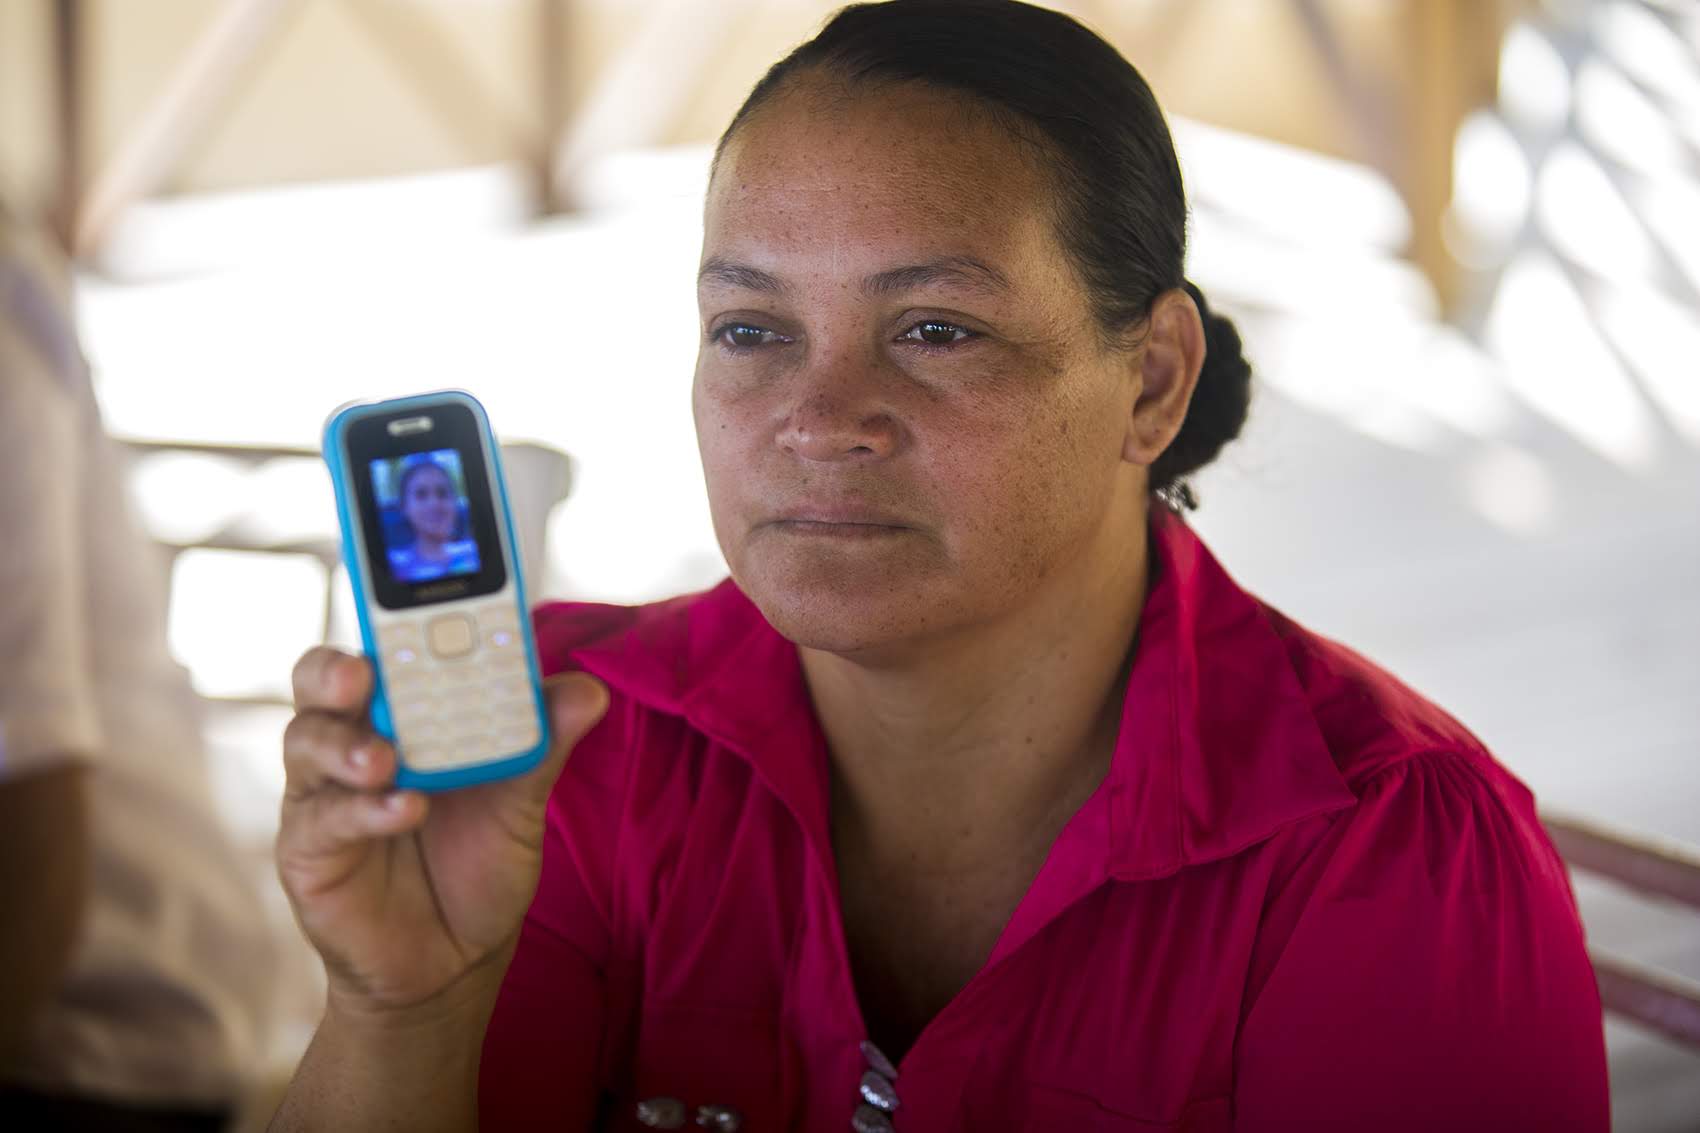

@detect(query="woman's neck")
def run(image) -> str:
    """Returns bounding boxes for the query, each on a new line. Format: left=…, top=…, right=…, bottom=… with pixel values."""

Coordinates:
left=803, top=501, right=1152, bottom=876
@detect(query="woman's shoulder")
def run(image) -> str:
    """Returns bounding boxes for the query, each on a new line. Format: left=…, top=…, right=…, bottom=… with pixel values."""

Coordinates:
left=1256, top=599, right=1516, bottom=793
left=1233, top=623, right=1605, bottom=1129
left=1233, top=593, right=1584, bottom=911
left=1244, top=598, right=1575, bottom=912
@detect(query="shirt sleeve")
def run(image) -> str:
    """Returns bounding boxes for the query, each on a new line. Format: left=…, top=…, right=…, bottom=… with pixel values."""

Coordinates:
left=479, top=613, right=639, bottom=1131
left=0, top=279, right=102, bottom=782
left=1232, top=750, right=1609, bottom=1131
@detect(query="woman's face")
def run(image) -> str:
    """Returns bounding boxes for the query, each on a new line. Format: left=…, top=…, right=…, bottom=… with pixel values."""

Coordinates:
left=402, top=465, right=457, bottom=544
left=694, top=76, right=1151, bottom=655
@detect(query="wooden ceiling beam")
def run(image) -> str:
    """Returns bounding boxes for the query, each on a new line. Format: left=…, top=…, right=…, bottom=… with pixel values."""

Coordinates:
left=339, top=0, right=543, bottom=178
left=551, top=0, right=746, bottom=206
left=71, top=0, right=300, bottom=260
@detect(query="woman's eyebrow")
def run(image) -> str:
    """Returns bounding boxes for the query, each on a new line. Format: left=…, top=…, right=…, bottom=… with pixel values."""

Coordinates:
left=697, top=254, right=1012, bottom=298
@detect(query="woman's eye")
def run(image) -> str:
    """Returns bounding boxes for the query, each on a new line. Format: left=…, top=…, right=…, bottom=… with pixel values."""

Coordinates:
left=899, top=320, right=974, bottom=349
left=709, top=319, right=975, bottom=353
left=712, top=323, right=787, bottom=351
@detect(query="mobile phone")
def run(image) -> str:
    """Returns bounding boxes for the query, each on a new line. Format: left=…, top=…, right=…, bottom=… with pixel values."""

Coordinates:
left=322, top=390, right=550, bottom=790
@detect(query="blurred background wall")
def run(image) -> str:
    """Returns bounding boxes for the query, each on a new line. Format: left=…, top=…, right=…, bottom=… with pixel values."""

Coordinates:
left=1, top=0, right=1696, bottom=1128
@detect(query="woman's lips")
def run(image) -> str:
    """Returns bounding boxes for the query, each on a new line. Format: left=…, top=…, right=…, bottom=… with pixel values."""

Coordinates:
left=764, top=504, right=914, bottom=537
left=771, top=519, right=909, bottom=538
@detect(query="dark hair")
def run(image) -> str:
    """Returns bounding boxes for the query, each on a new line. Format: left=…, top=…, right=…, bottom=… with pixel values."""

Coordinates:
left=711, top=0, right=1252, bottom=511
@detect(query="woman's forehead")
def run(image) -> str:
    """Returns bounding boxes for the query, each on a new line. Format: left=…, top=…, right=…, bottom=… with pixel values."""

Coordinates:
left=701, top=197, right=1065, bottom=310
left=701, top=78, right=1081, bottom=302
left=705, top=152, right=1060, bottom=293
left=712, top=80, right=1047, bottom=222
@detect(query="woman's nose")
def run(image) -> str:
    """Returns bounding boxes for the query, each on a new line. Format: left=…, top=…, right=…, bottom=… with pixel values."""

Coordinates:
left=775, top=363, right=901, bottom=463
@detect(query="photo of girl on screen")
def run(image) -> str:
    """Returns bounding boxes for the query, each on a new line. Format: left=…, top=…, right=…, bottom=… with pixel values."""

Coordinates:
left=371, top=451, right=482, bottom=583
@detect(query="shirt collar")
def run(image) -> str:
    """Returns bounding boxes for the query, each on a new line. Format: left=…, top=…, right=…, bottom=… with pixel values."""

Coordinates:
left=565, top=504, right=1356, bottom=881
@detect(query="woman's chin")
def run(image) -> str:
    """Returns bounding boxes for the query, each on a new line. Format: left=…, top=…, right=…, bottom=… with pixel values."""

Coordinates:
left=734, top=547, right=956, bottom=657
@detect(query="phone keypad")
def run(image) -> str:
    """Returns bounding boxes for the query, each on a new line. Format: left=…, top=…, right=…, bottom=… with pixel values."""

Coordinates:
left=377, top=600, right=540, bottom=771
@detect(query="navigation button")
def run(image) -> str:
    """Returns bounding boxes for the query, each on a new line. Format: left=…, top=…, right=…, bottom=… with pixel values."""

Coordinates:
left=427, top=613, right=475, bottom=659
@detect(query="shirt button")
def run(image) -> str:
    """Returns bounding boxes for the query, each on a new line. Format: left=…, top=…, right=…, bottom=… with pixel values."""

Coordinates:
left=858, top=1039, right=899, bottom=1081
left=635, top=1096, right=687, bottom=1129
left=695, top=1104, right=742, bottom=1131
left=859, top=1070, right=899, bottom=1112
left=851, top=1102, right=896, bottom=1133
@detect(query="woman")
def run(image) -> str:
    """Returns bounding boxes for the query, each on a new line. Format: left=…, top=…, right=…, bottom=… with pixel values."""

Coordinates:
left=271, top=3, right=1608, bottom=1130
left=387, top=457, right=480, bottom=582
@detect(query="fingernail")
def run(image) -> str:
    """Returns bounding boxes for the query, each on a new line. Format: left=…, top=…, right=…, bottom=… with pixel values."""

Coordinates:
left=350, top=745, right=372, bottom=769
left=385, top=791, right=410, bottom=811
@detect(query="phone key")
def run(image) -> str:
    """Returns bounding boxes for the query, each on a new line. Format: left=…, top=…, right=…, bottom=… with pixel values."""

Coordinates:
left=486, top=673, right=531, bottom=699
left=405, top=744, right=451, bottom=769
left=385, top=666, right=439, bottom=697
left=383, top=642, right=429, bottom=673
left=435, top=661, right=481, bottom=693
left=395, top=703, right=444, bottom=732
left=443, top=686, right=491, bottom=716
left=496, top=723, right=539, bottom=753
left=486, top=668, right=530, bottom=691
left=486, top=656, right=528, bottom=683
left=495, top=705, right=532, bottom=729
left=489, top=691, right=531, bottom=716
left=486, top=704, right=527, bottom=731
left=490, top=687, right=533, bottom=708
left=482, top=625, right=522, bottom=654
left=493, top=691, right=534, bottom=711
left=450, top=732, right=500, bottom=762
left=491, top=718, right=535, bottom=747
left=393, top=695, right=440, bottom=722
left=391, top=694, right=437, bottom=725
left=379, top=622, right=424, bottom=657
left=398, top=728, right=446, bottom=756
left=378, top=621, right=424, bottom=648
left=443, top=709, right=493, bottom=736
left=427, top=613, right=476, bottom=660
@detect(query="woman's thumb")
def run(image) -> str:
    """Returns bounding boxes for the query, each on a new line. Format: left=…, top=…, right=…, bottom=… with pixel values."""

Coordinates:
left=539, top=672, right=610, bottom=772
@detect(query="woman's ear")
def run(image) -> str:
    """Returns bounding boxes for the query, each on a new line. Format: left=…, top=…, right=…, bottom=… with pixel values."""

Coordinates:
left=1122, top=287, right=1206, bottom=466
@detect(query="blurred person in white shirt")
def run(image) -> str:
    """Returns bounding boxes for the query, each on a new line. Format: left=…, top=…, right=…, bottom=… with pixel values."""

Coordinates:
left=0, top=202, right=274, bottom=1131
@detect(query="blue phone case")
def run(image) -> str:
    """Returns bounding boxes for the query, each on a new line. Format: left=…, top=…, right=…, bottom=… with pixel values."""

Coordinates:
left=323, top=389, right=552, bottom=791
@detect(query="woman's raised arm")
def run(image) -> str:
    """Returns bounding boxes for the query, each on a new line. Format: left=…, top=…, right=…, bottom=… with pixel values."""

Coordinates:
left=268, top=647, right=608, bottom=1131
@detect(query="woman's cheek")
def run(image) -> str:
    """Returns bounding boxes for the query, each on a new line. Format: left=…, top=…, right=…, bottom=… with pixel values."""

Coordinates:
left=693, top=386, right=760, bottom=521
left=700, top=350, right=797, bottom=407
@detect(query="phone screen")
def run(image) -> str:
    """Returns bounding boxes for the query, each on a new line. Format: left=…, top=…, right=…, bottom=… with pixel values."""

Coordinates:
left=368, top=449, right=484, bottom=584
left=343, top=399, right=508, bottom=610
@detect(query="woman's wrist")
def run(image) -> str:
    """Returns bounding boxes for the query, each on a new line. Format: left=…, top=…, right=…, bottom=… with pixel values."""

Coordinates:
left=322, top=951, right=510, bottom=1042
left=271, top=960, right=512, bottom=1133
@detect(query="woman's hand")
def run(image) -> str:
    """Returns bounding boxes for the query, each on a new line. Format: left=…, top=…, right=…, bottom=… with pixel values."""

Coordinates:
left=276, top=646, right=610, bottom=1021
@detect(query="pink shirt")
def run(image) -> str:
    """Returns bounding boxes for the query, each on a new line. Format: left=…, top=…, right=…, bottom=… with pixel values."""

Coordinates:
left=482, top=505, right=1608, bottom=1131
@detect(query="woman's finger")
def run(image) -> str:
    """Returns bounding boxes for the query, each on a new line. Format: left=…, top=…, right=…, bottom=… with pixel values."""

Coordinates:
left=282, top=710, right=395, bottom=799
left=277, top=783, right=429, bottom=879
left=291, top=645, right=373, bottom=715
